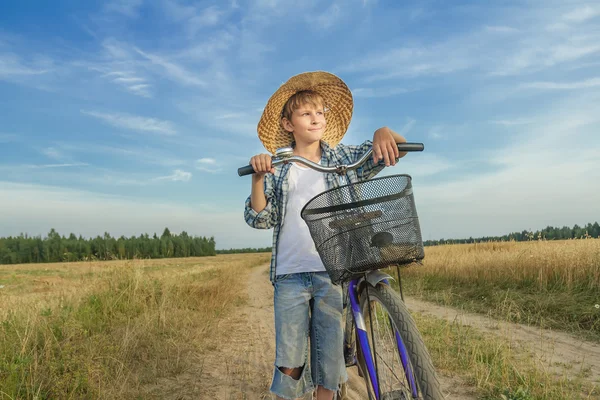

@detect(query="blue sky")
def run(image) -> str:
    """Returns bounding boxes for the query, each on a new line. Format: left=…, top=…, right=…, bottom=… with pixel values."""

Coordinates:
left=1, top=0, right=599, bottom=249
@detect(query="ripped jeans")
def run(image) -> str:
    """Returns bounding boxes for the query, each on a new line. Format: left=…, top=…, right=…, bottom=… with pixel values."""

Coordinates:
left=271, top=272, right=348, bottom=399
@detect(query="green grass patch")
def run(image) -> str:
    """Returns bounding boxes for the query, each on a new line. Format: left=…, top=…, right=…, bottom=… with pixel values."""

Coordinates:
left=400, top=270, right=600, bottom=341
left=413, top=312, right=598, bottom=399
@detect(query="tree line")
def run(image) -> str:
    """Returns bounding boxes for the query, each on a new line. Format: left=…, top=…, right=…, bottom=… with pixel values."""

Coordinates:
left=424, top=222, right=600, bottom=246
left=2, top=222, right=597, bottom=264
left=216, top=247, right=272, bottom=254
left=0, top=228, right=215, bottom=265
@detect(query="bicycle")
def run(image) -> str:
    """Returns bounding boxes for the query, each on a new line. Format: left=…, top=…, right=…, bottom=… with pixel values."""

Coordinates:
left=238, top=143, right=444, bottom=400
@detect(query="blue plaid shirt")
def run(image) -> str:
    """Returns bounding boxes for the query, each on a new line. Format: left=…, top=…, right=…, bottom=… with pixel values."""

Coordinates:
left=244, top=140, right=386, bottom=282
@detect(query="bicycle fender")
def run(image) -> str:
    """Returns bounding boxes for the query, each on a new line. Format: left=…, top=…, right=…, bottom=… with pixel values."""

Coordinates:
left=364, top=270, right=395, bottom=287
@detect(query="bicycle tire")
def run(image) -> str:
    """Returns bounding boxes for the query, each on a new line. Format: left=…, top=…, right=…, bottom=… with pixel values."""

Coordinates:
left=357, top=282, right=444, bottom=400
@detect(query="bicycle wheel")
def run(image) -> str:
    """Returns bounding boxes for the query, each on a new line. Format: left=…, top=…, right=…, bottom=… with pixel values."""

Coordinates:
left=357, top=282, right=443, bottom=400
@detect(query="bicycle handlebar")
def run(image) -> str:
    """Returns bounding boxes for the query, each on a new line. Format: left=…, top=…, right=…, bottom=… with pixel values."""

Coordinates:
left=237, top=142, right=424, bottom=177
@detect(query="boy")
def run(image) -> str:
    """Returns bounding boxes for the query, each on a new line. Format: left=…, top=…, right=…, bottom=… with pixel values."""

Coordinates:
left=244, top=71, right=407, bottom=400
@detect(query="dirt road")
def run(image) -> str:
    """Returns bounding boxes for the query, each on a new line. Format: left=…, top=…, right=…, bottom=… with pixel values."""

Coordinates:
left=148, top=264, right=599, bottom=399
left=190, top=265, right=476, bottom=399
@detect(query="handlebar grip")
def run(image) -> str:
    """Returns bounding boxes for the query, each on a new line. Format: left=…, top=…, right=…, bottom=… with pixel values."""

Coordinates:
left=238, top=164, right=256, bottom=176
left=398, top=142, right=424, bottom=151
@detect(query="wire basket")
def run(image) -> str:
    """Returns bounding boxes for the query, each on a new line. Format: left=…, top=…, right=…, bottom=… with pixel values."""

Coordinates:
left=301, top=174, right=424, bottom=285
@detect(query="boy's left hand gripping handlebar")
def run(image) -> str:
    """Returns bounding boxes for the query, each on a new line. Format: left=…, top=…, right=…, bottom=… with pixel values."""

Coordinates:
left=237, top=142, right=425, bottom=177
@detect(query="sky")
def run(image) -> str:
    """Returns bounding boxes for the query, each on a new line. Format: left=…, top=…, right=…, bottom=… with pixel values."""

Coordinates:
left=0, top=0, right=599, bottom=249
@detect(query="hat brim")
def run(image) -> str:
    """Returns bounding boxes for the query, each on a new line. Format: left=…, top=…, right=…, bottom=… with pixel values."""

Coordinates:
left=257, top=71, right=353, bottom=154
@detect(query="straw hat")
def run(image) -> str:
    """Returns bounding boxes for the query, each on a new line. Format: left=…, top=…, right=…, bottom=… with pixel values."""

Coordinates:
left=257, top=71, right=353, bottom=154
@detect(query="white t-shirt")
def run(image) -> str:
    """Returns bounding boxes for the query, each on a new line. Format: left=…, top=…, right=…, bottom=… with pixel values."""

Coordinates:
left=276, top=162, right=328, bottom=276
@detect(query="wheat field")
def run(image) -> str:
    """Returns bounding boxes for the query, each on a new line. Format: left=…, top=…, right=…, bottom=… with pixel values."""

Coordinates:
left=399, top=239, right=600, bottom=337
left=0, top=254, right=270, bottom=399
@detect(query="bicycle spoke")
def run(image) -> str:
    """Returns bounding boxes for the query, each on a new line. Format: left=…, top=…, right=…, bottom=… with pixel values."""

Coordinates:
left=364, top=298, right=414, bottom=397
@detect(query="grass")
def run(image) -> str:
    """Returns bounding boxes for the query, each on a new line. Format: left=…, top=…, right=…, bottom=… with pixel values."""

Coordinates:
left=396, top=239, right=600, bottom=340
left=0, top=253, right=270, bottom=399
left=414, top=312, right=599, bottom=399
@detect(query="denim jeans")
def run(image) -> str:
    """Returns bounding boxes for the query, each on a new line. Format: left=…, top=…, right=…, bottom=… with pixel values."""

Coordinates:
left=270, top=271, right=348, bottom=399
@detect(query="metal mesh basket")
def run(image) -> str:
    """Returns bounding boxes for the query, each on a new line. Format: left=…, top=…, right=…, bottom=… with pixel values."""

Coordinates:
left=301, top=174, right=424, bottom=285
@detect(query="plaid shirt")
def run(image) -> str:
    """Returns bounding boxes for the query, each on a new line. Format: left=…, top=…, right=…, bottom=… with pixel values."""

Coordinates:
left=244, top=140, right=386, bottom=282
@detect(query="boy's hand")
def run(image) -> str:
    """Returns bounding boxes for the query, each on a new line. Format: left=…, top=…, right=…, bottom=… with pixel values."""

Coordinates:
left=250, top=154, right=275, bottom=178
left=373, top=127, right=400, bottom=166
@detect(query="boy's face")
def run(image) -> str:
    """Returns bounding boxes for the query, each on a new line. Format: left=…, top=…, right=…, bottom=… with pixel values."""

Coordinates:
left=282, top=102, right=327, bottom=146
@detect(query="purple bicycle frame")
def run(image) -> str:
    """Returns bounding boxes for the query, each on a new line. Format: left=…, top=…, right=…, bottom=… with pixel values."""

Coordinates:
left=348, top=278, right=418, bottom=399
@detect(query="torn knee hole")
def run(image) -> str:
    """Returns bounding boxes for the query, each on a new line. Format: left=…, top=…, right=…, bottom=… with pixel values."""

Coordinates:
left=277, top=365, right=304, bottom=380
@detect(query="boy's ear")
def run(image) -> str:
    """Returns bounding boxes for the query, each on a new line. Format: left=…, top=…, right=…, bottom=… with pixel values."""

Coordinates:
left=281, top=117, right=294, bottom=133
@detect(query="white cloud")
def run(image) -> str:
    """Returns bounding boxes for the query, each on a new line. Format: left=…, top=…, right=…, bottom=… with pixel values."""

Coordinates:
left=81, top=110, right=177, bottom=135
left=381, top=153, right=452, bottom=180
left=563, top=5, right=600, bottom=23
left=0, top=53, right=50, bottom=78
left=342, top=5, right=600, bottom=80
left=414, top=93, right=600, bottom=240
left=0, top=182, right=269, bottom=249
left=126, top=83, right=152, bottom=97
left=154, top=169, right=192, bottom=182
left=215, top=112, right=248, bottom=120
left=485, top=26, right=519, bottom=33
left=94, top=40, right=154, bottom=97
left=42, top=147, right=63, bottom=160
left=25, top=163, right=90, bottom=169
left=195, top=158, right=221, bottom=173
left=491, top=118, right=536, bottom=126
left=179, top=30, right=235, bottom=60
left=352, top=87, right=412, bottom=98
left=491, top=42, right=600, bottom=77
left=520, top=77, right=600, bottom=90
left=135, top=48, right=205, bottom=86
left=56, top=143, right=184, bottom=167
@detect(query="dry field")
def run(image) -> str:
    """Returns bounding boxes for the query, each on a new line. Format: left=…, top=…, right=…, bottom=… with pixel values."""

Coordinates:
left=399, top=239, right=600, bottom=338
left=1, top=240, right=599, bottom=399
left=0, top=254, right=269, bottom=399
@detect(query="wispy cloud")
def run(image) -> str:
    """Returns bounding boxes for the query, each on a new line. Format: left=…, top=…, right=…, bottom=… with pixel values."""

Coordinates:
left=56, top=143, right=184, bottom=167
left=342, top=4, right=600, bottom=80
left=428, top=126, right=443, bottom=140
left=81, top=110, right=177, bottom=135
left=352, top=86, right=412, bottom=98
left=520, top=77, right=600, bottom=90
left=0, top=53, right=50, bottom=78
left=484, top=26, right=519, bottom=33
left=342, top=40, right=474, bottom=81
left=25, top=163, right=89, bottom=169
left=154, top=169, right=192, bottom=182
left=135, top=48, right=205, bottom=86
left=397, top=118, right=416, bottom=137
left=491, top=118, right=536, bottom=126
left=104, top=0, right=144, bottom=17
left=563, top=5, right=600, bottom=23
left=41, top=147, right=64, bottom=161
left=102, top=70, right=152, bottom=97
left=195, top=158, right=221, bottom=173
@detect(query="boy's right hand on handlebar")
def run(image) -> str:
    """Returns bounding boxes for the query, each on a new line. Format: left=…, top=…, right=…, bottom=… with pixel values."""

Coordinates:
left=250, top=154, right=275, bottom=177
